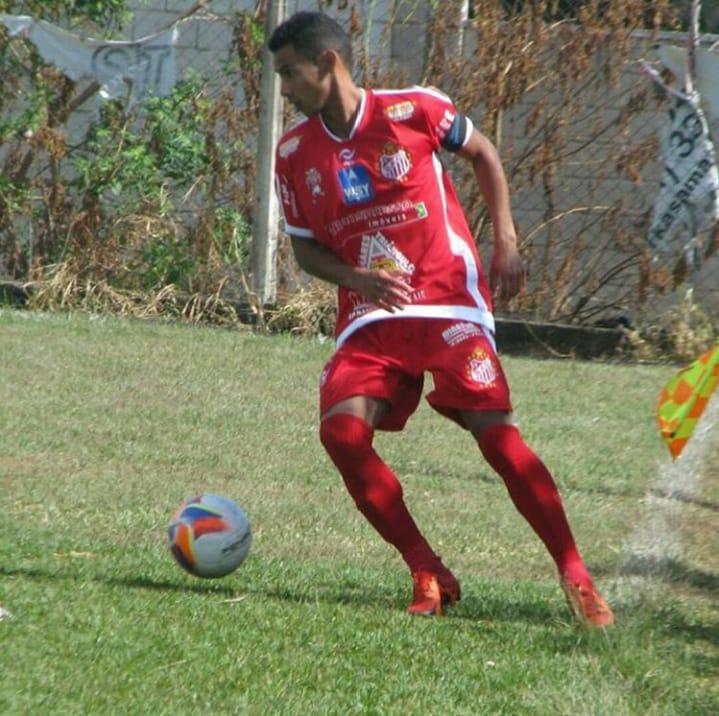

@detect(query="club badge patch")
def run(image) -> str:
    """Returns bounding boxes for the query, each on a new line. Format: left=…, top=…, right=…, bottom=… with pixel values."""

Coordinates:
left=305, top=168, right=323, bottom=200
left=378, top=142, right=412, bottom=182
left=466, top=348, right=498, bottom=386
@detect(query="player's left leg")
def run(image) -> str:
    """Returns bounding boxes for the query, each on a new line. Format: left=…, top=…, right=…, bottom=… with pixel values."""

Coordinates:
left=463, top=411, right=613, bottom=627
left=425, top=320, right=613, bottom=627
left=464, top=410, right=588, bottom=584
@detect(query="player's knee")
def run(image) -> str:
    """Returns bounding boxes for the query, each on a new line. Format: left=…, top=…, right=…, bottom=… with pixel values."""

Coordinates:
left=319, top=412, right=373, bottom=460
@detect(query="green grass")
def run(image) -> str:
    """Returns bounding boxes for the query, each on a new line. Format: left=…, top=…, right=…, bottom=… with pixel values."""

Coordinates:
left=1, top=309, right=717, bottom=715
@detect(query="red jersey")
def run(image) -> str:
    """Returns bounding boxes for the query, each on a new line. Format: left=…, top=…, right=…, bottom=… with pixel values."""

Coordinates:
left=274, top=87, right=494, bottom=347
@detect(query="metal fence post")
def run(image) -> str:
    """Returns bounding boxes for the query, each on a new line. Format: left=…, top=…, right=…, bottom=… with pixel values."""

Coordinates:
left=251, top=0, right=286, bottom=307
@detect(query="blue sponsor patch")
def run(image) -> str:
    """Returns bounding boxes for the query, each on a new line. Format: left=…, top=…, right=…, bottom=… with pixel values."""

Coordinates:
left=337, top=164, right=374, bottom=205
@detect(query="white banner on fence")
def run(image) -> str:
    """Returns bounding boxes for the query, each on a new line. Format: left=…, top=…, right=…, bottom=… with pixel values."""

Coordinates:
left=657, top=44, right=719, bottom=125
left=0, top=15, right=178, bottom=106
left=648, top=91, right=719, bottom=257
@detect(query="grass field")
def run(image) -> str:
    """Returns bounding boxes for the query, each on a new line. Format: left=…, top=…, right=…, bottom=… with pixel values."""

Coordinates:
left=1, top=309, right=717, bottom=715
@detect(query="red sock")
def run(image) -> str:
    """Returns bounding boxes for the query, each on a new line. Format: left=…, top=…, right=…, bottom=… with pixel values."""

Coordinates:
left=476, top=424, right=591, bottom=586
left=320, top=413, right=443, bottom=574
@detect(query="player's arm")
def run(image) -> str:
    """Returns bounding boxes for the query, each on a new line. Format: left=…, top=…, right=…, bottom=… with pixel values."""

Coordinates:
left=290, top=236, right=412, bottom=312
left=456, top=128, right=526, bottom=303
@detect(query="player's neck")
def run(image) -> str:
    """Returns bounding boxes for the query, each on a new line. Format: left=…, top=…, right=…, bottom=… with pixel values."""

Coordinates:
left=320, top=82, right=363, bottom=139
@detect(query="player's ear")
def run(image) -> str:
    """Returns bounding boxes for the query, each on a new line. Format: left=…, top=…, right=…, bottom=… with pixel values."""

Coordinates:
left=317, top=48, right=339, bottom=74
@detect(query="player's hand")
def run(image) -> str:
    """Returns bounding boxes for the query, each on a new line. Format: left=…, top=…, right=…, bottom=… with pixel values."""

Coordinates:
left=490, top=242, right=526, bottom=304
left=353, top=268, right=412, bottom=312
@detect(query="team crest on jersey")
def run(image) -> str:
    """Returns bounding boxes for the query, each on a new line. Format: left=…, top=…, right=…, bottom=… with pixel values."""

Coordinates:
left=278, top=136, right=301, bottom=158
left=385, top=101, right=415, bottom=122
left=378, top=142, right=412, bottom=182
left=359, top=232, right=415, bottom=274
left=305, top=168, right=323, bottom=200
left=466, top=348, right=498, bottom=386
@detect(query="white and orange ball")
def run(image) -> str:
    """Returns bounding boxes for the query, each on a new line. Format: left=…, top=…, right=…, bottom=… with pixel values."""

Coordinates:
left=168, top=494, right=252, bottom=578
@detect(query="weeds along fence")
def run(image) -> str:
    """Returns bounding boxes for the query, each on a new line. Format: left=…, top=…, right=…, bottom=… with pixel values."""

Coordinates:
left=0, top=0, right=717, bottom=354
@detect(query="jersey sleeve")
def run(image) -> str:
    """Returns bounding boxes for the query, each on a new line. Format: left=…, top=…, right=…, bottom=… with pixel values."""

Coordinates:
left=415, top=87, right=474, bottom=153
left=274, top=142, right=314, bottom=239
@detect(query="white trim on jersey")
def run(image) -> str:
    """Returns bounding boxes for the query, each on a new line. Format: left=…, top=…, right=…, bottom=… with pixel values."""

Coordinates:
left=284, top=225, right=315, bottom=239
left=374, top=87, right=474, bottom=149
left=431, top=151, right=494, bottom=327
left=274, top=174, right=315, bottom=238
left=319, top=89, right=367, bottom=143
left=335, top=305, right=496, bottom=350
left=372, top=86, right=451, bottom=102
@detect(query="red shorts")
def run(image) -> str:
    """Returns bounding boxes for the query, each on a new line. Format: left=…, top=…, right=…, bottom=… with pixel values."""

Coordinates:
left=319, top=318, right=512, bottom=431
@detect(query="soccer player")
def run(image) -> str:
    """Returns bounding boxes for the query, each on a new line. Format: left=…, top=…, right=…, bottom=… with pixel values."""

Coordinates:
left=269, top=11, right=614, bottom=627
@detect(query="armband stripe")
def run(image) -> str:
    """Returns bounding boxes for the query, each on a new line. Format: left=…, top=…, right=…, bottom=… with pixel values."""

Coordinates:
left=442, top=114, right=471, bottom=152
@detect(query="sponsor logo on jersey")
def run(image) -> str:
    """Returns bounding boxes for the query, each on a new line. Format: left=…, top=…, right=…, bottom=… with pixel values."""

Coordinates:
left=337, top=164, right=374, bottom=205
left=305, top=167, right=323, bottom=200
left=378, top=142, right=412, bottom=182
left=326, top=199, right=428, bottom=237
left=442, top=322, right=484, bottom=346
left=338, top=148, right=356, bottom=163
left=359, top=232, right=415, bottom=274
left=278, top=136, right=301, bottom=158
left=439, top=108, right=456, bottom=134
left=385, top=101, right=415, bottom=122
left=345, top=290, right=372, bottom=320
left=278, top=176, right=300, bottom=219
left=466, top=347, right=498, bottom=387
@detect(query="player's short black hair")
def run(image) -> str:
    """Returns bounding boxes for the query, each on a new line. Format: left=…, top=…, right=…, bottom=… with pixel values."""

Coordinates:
left=268, top=11, right=352, bottom=72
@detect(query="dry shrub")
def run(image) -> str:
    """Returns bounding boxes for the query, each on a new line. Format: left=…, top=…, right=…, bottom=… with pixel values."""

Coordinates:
left=27, top=261, right=245, bottom=327
left=3, top=1, right=716, bottom=358
left=625, top=290, right=717, bottom=362
left=265, top=281, right=336, bottom=337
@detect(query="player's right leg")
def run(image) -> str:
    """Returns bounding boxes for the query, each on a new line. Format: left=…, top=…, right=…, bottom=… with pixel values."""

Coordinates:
left=319, top=401, right=460, bottom=616
left=318, top=324, right=459, bottom=616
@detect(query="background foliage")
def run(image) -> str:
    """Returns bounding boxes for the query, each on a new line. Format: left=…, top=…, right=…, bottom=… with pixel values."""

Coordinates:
left=1, top=0, right=717, bottom=356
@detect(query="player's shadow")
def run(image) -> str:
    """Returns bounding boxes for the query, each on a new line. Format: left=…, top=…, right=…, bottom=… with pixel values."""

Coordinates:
left=1, top=564, right=559, bottom=626
left=247, top=575, right=562, bottom=627
left=0, top=565, right=238, bottom=596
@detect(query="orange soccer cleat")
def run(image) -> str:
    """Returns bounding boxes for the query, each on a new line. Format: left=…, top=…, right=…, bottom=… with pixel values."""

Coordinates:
left=408, top=570, right=461, bottom=616
left=561, top=577, right=615, bottom=629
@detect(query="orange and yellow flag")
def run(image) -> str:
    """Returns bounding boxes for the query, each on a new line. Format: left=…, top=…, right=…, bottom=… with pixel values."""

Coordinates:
left=656, top=344, right=719, bottom=459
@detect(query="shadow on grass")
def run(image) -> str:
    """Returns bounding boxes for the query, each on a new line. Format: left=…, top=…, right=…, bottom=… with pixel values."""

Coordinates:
left=242, top=574, right=563, bottom=628
left=0, top=565, right=238, bottom=596
left=2, top=563, right=563, bottom=627
left=12, top=560, right=717, bottom=649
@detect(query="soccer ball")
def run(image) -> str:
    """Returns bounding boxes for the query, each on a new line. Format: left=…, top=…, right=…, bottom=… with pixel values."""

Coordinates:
left=168, top=493, right=252, bottom=578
